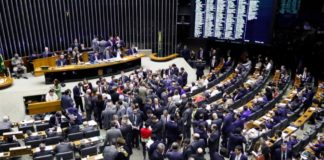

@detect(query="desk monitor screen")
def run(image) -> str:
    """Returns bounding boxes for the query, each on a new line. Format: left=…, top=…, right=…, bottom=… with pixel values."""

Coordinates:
left=192, top=0, right=276, bottom=44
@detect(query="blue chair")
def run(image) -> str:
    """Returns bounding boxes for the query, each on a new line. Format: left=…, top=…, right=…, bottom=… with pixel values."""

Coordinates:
left=25, top=139, right=43, bottom=148
left=68, top=132, right=84, bottom=141
left=0, top=142, right=19, bottom=152
left=35, top=123, right=50, bottom=131
left=34, top=154, right=54, bottom=160
left=84, top=130, right=100, bottom=138
left=80, top=145, right=97, bottom=157
left=18, top=125, right=35, bottom=133
left=44, top=136, right=62, bottom=145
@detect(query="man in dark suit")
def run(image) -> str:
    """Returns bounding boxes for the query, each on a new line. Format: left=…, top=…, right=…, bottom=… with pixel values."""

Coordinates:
left=127, top=45, right=138, bottom=55
left=180, top=67, right=188, bottom=87
left=165, top=116, right=180, bottom=149
left=189, top=133, right=205, bottom=153
left=129, top=107, right=143, bottom=148
left=210, top=55, right=217, bottom=71
left=197, top=47, right=205, bottom=60
left=180, top=45, right=190, bottom=61
left=221, top=110, right=234, bottom=146
left=208, top=124, right=220, bottom=159
left=41, top=47, right=54, bottom=58
left=61, top=89, right=74, bottom=110
left=54, top=140, right=74, bottom=153
left=212, top=152, right=225, bottom=160
left=66, top=121, right=80, bottom=135
left=181, top=103, right=193, bottom=139
left=73, top=82, right=84, bottom=113
left=165, top=142, right=183, bottom=160
left=151, top=143, right=165, bottom=160
left=33, top=143, right=53, bottom=158
left=49, top=111, right=62, bottom=127
left=228, top=128, right=246, bottom=153
left=56, top=54, right=67, bottom=67
left=229, top=145, right=248, bottom=160
left=151, top=116, right=163, bottom=141
left=196, top=60, right=205, bottom=80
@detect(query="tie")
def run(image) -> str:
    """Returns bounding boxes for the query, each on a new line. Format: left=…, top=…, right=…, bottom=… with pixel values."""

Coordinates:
left=133, top=114, right=136, bottom=125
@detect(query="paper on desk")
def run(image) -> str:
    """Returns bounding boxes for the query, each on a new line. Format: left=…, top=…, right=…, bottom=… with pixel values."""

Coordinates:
left=282, top=132, right=288, bottom=138
left=35, top=146, right=53, bottom=152
left=88, top=120, right=97, bottom=126
left=89, top=137, right=100, bottom=142
left=44, top=115, right=51, bottom=121
left=254, top=120, right=261, bottom=126
left=21, top=119, right=35, bottom=125
left=263, top=116, right=270, bottom=120
left=287, top=126, right=297, bottom=131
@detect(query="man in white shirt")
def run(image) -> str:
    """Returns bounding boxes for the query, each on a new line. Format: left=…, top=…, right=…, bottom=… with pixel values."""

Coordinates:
left=46, top=89, right=59, bottom=102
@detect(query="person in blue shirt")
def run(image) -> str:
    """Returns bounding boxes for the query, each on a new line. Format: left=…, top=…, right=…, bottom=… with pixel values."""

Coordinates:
left=56, top=54, right=67, bottom=67
left=42, top=47, right=54, bottom=58
left=127, top=45, right=138, bottom=55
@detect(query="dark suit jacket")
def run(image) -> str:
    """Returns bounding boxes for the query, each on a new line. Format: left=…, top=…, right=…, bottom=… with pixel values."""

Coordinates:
left=228, top=133, right=246, bottom=152
left=129, top=112, right=144, bottom=127
left=152, top=121, right=163, bottom=140
left=229, top=153, right=248, bottom=160
left=56, top=59, right=67, bottom=67
left=165, top=121, right=180, bottom=141
left=73, top=86, right=82, bottom=99
left=208, top=130, right=220, bottom=152
left=151, top=150, right=164, bottom=160
left=42, top=51, right=53, bottom=58
left=196, top=62, right=205, bottom=76
left=55, top=142, right=73, bottom=153
left=166, top=151, right=183, bottom=160
left=222, top=113, right=234, bottom=134
left=212, top=152, right=225, bottom=160
left=61, top=95, right=74, bottom=110
left=49, top=115, right=62, bottom=127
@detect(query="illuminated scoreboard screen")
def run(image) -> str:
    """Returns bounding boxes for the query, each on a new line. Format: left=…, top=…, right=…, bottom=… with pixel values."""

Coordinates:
left=193, top=0, right=276, bottom=44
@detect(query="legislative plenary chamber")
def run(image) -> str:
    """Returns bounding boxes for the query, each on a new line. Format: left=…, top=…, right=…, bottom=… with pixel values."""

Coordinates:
left=0, top=0, right=323, bottom=160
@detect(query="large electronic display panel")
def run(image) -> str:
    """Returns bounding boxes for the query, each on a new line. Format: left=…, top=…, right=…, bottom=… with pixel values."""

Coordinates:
left=193, top=0, right=276, bottom=44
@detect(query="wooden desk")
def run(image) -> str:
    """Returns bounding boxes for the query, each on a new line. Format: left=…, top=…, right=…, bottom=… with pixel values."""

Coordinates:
left=9, top=146, right=32, bottom=157
left=33, top=52, right=89, bottom=76
left=43, top=54, right=145, bottom=84
left=293, top=107, right=316, bottom=127
left=150, top=53, right=178, bottom=62
left=0, top=152, right=10, bottom=159
left=73, top=136, right=101, bottom=148
left=26, top=100, right=61, bottom=115
left=0, top=76, right=13, bottom=89
left=33, top=56, right=58, bottom=76
left=3, top=131, right=24, bottom=139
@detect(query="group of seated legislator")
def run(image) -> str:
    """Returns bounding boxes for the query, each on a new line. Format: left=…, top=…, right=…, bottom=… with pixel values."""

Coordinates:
left=3, top=51, right=322, bottom=160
